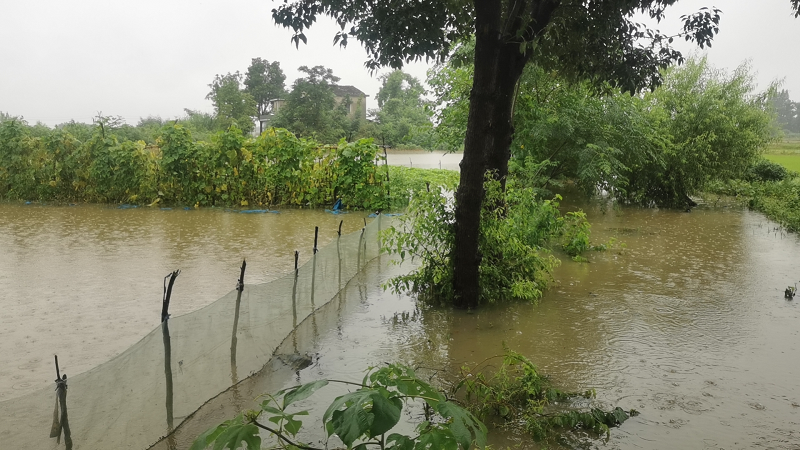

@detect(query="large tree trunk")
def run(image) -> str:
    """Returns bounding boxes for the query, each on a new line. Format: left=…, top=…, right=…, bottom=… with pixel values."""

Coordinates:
left=452, top=0, right=555, bottom=309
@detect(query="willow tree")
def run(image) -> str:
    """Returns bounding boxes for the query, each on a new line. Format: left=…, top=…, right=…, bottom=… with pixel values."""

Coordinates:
left=272, top=0, right=800, bottom=309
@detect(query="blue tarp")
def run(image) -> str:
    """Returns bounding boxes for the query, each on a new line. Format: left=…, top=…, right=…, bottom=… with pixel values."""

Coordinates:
left=239, top=209, right=279, bottom=214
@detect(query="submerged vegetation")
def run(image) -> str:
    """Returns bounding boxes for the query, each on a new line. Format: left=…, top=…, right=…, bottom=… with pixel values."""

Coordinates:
left=382, top=170, right=609, bottom=307
left=457, top=351, right=638, bottom=443
left=378, top=56, right=779, bottom=308
left=705, top=139, right=800, bottom=232
left=191, top=354, right=636, bottom=450
left=191, top=363, right=488, bottom=450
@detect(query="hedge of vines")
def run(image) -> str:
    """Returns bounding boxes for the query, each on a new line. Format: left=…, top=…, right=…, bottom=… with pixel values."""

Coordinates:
left=0, top=120, right=420, bottom=210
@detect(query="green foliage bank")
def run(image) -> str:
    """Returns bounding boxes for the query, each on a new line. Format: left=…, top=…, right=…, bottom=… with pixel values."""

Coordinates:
left=430, top=55, right=778, bottom=208
left=0, top=118, right=455, bottom=210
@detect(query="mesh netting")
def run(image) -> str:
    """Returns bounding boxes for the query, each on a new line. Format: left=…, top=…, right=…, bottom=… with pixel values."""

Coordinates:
left=0, top=216, right=387, bottom=450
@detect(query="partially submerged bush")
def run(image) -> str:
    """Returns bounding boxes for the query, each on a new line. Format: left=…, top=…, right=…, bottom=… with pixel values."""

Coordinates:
left=456, top=351, right=638, bottom=442
left=191, top=355, right=638, bottom=450
left=382, top=176, right=603, bottom=307
left=706, top=174, right=800, bottom=232
left=384, top=165, right=460, bottom=209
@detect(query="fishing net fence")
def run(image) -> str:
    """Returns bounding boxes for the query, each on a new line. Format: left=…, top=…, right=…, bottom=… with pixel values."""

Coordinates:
left=0, top=215, right=388, bottom=450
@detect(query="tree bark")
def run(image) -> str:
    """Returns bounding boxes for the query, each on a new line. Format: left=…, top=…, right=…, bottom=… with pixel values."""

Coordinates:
left=452, top=0, right=505, bottom=309
left=452, top=0, right=556, bottom=309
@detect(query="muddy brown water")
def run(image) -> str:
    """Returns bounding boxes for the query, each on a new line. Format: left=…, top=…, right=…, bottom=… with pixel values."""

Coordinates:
left=444, top=200, right=800, bottom=449
left=147, top=198, right=800, bottom=450
left=0, top=204, right=372, bottom=400
left=2, top=175, right=800, bottom=449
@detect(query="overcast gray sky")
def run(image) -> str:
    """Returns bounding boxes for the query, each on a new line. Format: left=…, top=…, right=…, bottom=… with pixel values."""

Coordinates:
left=1, top=1, right=798, bottom=127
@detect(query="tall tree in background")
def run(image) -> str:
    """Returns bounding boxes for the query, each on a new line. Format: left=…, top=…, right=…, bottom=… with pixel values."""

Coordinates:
left=772, top=89, right=800, bottom=134
left=206, top=72, right=257, bottom=134
left=374, top=70, right=431, bottom=147
left=273, top=0, right=800, bottom=309
left=271, top=65, right=346, bottom=142
left=244, top=58, right=287, bottom=131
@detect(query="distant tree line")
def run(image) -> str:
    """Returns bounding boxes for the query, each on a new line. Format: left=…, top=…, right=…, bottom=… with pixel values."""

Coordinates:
left=206, top=59, right=437, bottom=148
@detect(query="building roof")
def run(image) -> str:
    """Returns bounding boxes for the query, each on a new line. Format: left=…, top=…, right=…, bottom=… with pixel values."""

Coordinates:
left=332, top=85, right=368, bottom=98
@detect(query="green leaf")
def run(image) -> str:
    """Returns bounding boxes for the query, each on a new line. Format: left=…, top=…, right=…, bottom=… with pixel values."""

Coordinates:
left=212, top=421, right=260, bottom=450
left=283, top=415, right=304, bottom=436
left=190, top=414, right=261, bottom=450
left=435, top=401, right=487, bottom=449
left=395, top=378, right=444, bottom=405
left=189, top=422, right=227, bottom=450
left=611, top=406, right=631, bottom=425
left=329, top=401, right=372, bottom=446
left=282, top=380, right=329, bottom=408
left=386, top=433, right=414, bottom=450
left=416, top=426, right=458, bottom=450
left=368, top=391, right=402, bottom=436
left=260, top=404, right=283, bottom=415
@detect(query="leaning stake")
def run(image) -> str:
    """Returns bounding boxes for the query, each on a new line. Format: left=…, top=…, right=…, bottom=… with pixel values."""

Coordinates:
left=231, top=259, right=246, bottom=385
left=161, top=270, right=181, bottom=323
left=237, top=259, right=246, bottom=292
left=313, top=226, right=319, bottom=254
left=50, top=355, right=71, bottom=448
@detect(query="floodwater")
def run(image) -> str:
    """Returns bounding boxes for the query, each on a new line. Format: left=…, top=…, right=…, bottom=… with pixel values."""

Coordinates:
left=384, top=148, right=463, bottom=171
left=442, top=199, right=800, bottom=449
left=147, top=199, right=800, bottom=450
left=3, top=158, right=800, bottom=449
left=0, top=204, right=372, bottom=400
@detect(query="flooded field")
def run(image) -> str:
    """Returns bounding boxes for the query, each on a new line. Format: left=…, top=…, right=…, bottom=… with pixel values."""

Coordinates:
left=0, top=204, right=372, bottom=400
left=445, top=200, right=800, bottom=449
left=147, top=200, right=800, bottom=450
left=3, top=155, right=800, bottom=448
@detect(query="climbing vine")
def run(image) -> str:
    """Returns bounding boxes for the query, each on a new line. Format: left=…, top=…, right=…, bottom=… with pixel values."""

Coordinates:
left=0, top=119, right=452, bottom=210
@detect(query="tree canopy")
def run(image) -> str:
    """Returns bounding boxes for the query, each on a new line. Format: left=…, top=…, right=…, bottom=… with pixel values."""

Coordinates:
left=244, top=58, right=287, bottom=117
left=373, top=70, right=432, bottom=147
left=206, top=72, right=257, bottom=134
left=271, top=65, right=347, bottom=142
left=772, top=89, right=800, bottom=134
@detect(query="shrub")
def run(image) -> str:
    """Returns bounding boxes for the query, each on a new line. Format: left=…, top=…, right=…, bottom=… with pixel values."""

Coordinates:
left=747, top=158, right=789, bottom=182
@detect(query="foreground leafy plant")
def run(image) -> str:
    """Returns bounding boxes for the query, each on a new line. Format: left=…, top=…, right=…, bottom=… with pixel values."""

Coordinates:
left=190, top=364, right=487, bottom=450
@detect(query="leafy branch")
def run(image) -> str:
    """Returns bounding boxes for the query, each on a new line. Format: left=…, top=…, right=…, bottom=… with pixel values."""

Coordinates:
left=191, top=364, right=487, bottom=450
